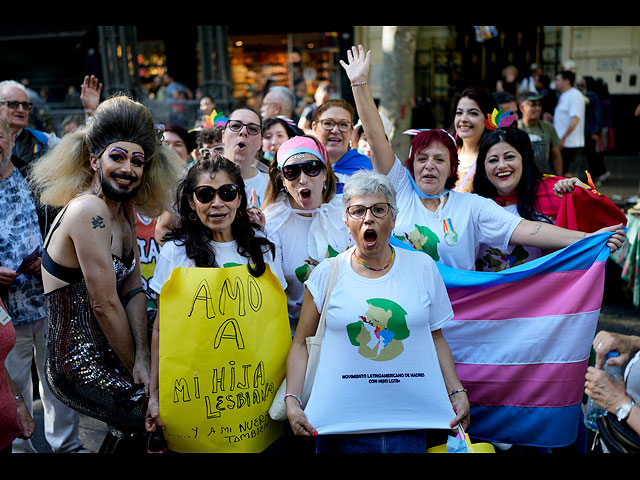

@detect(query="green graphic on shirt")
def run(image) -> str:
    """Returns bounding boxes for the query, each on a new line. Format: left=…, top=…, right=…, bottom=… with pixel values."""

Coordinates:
left=294, top=245, right=340, bottom=283
left=475, top=245, right=530, bottom=272
left=223, top=262, right=243, bottom=268
left=346, top=298, right=410, bottom=361
left=395, top=224, right=440, bottom=261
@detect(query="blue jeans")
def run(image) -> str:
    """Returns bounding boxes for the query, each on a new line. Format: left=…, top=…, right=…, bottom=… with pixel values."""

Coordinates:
left=315, top=430, right=428, bottom=453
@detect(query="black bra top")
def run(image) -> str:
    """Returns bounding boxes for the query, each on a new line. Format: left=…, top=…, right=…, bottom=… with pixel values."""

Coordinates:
left=42, top=203, right=135, bottom=284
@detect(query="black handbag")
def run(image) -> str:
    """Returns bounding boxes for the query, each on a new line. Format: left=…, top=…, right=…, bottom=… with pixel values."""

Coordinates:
left=595, top=414, right=640, bottom=453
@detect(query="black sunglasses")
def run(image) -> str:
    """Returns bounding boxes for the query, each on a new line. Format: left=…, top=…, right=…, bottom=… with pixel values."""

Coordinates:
left=193, top=184, right=239, bottom=203
left=281, top=160, right=325, bottom=181
left=0, top=100, right=33, bottom=110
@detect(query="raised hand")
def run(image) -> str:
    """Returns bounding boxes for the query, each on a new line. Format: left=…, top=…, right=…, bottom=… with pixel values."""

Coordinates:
left=339, top=45, right=371, bottom=85
left=80, top=75, right=103, bottom=113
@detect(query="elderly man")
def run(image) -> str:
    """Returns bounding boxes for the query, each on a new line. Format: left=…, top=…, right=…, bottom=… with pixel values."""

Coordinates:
left=260, top=85, right=297, bottom=121
left=0, top=80, right=60, bottom=165
left=518, top=92, right=563, bottom=175
left=553, top=71, right=586, bottom=177
left=0, top=117, right=86, bottom=453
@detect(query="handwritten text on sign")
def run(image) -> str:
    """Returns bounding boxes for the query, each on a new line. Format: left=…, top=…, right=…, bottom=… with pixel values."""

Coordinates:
left=159, top=266, right=291, bottom=453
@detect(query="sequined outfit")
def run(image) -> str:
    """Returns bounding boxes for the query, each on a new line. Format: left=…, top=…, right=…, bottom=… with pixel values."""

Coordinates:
left=43, top=205, right=146, bottom=435
left=45, top=255, right=146, bottom=433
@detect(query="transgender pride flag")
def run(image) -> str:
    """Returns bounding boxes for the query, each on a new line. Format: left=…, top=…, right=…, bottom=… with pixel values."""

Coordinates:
left=392, top=232, right=614, bottom=447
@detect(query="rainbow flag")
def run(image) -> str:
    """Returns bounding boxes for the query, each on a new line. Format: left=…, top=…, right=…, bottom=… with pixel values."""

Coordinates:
left=391, top=232, right=614, bottom=447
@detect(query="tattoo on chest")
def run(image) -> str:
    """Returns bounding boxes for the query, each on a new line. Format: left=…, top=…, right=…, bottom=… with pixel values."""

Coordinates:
left=91, top=215, right=106, bottom=229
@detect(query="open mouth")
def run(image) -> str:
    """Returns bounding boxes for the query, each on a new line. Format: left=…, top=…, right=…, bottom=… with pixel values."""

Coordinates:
left=208, top=211, right=228, bottom=222
left=111, top=174, right=136, bottom=187
left=299, top=188, right=312, bottom=200
left=363, top=228, right=378, bottom=248
left=235, top=140, right=246, bottom=151
left=496, top=171, right=513, bottom=180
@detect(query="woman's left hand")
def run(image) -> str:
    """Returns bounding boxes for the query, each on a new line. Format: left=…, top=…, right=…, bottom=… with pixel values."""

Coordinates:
left=588, top=223, right=626, bottom=253
left=16, top=398, right=35, bottom=440
left=553, top=177, right=584, bottom=197
left=449, top=391, right=471, bottom=432
left=585, top=366, right=631, bottom=415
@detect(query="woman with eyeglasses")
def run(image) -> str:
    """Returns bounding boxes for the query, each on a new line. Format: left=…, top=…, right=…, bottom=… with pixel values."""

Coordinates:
left=145, top=155, right=287, bottom=440
left=341, top=45, right=625, bottom=272
left=221, top=107, right=269, bottom=204
left=262, top=135, right=351, bottom=335
left=311, top=99, right=372, bottom=193
left=285, top=170, right=469, bottom=453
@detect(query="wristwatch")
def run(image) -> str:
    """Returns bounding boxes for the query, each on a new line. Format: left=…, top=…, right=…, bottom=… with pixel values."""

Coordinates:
left=616, top=400, right=636, bottom=422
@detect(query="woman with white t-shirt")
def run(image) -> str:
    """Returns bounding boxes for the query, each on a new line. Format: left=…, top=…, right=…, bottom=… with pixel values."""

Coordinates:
left=340, top=45, right=626, bottom=272
left=144, top=155, right=286, bottom=435
left=285, top=170, right=469, bottom=453
left=262, top=135, right=352, bottom=335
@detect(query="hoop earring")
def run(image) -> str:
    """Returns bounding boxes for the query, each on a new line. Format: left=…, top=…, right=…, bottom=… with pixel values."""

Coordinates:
left=188, top=211, right=198, bottom=221
left=133, top=180, right=151, bottom=207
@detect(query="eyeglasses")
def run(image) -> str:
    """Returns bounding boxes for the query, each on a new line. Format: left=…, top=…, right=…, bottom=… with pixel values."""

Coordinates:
left=0, top=100, right=33, bottom=110
left=193, top=184, right=239, bottom=203
left=281, top=160, right=325, bottom=181
left=317, top=119, right=352, bottom=132
left=225, top=119, right=261, bottom=136
left=346, top=202, right=391, bottom=220
left=198, top=146, right=225, bottom=157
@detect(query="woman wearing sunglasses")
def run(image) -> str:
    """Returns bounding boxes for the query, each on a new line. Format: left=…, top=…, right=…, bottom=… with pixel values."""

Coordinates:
left=262, top=135, right=351, bottom=335
left=285, top=170, right=469, bottom=453
left=341, top=45, right=625, bottom=272
left=311, top=99, right=372, bottom=193
left=145, top=155, right=286, bottom=437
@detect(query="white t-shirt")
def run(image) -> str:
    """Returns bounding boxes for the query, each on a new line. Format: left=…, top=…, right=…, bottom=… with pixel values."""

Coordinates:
left=243, top=167, right=268, bottom=206
left=553, top=87, right=585, bottom=148
left=150, top=237, right=287, bottom=295
left=302, top=246, right=455, bottom=434
left=264, top=195, right=352, bottom=333
left=475, top=203, right=547, bottom=272
left=387, top=157, right=523, bottom=271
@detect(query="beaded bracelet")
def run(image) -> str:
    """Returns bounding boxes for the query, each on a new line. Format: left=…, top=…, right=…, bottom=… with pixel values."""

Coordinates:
left=448, top=388, right=468, bottom=396
left=284, top=393, right=303, bottom=408
left=351, top=81, right=368, bottom=87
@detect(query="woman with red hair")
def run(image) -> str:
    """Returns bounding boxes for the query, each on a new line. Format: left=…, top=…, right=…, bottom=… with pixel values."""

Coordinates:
left=340, top=45, right=625, bottom=271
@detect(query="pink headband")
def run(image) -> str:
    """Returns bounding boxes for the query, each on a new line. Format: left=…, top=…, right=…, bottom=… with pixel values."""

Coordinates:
left=276, top=136, right=328, bottom=169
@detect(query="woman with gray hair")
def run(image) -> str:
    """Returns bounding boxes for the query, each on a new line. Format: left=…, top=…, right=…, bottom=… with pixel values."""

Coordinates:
left=283, top=170, right=469, bottom=453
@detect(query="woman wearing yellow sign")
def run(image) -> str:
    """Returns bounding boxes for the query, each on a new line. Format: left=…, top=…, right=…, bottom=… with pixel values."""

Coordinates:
left=145, top=155, right=288, bottom=452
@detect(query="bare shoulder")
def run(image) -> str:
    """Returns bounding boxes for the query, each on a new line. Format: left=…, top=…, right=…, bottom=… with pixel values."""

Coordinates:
left=66, top=195, right=112, bottom=228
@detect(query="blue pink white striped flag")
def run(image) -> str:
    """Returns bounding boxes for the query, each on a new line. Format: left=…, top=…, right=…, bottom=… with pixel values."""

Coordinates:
left=391, top=232, right=614, bottom=447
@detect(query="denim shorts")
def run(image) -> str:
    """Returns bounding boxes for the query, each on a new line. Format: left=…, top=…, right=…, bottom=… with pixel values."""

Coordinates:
left=315, top=429, right=428, bottom=453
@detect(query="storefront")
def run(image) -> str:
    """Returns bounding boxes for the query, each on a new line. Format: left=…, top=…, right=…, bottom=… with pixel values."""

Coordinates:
left=227, top=30, right=348, bottom=120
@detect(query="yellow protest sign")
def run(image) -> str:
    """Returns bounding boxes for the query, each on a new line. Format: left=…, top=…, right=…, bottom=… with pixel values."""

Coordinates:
left=158, top=265, right=291, bottom=453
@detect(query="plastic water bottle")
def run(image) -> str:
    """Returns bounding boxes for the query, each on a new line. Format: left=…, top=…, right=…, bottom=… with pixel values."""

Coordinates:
left=584, top=351, right=624, bottom=431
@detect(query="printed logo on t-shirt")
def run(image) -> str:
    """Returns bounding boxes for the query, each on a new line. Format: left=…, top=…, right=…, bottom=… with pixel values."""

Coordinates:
left=395, top=224, right=440, bottom=261
left=476, top=245, right=530, bottom=272
left=294, top=245, right=340, bottom=283
left=346, top=298, right=410, bottom=361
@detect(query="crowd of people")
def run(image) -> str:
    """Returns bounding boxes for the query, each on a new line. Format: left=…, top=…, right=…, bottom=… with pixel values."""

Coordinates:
left=0, top=43, right=637, bottom=455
